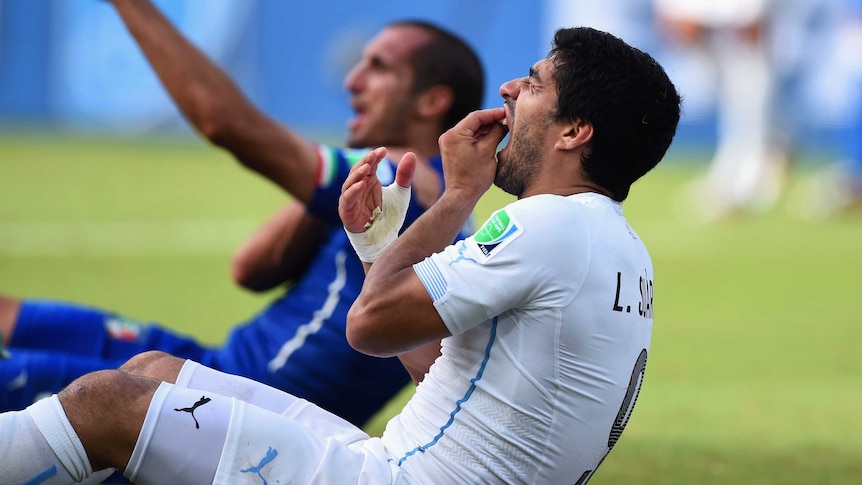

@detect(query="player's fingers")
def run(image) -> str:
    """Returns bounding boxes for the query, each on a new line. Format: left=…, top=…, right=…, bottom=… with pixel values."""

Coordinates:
left=342, top=163, right=370, bottom=193
left=341, top=178, right=366, bottom=206
left=342, top=147, right=386, bottom=192
left=452, top=107, right=506, bottom=138
left=339, top=179, right=368, bottom=231
left=475, top=120, right=508, bottom=149
left=394, top=152, right=417, bottom=189
left=366, top=146, right=387, bottom=169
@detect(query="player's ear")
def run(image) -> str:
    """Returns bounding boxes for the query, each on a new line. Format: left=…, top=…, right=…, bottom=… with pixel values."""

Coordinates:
left=555, top=118, right=593, bottom=152
left=415, top=85, right=453, bottom=121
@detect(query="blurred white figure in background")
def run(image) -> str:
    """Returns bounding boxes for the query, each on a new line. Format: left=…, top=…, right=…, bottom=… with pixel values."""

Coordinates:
left=654, top=0, right=787, bottom=220
left=801, top=0, right=862, bottom=218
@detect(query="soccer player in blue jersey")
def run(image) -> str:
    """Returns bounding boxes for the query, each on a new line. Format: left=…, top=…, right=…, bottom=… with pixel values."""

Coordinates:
left=0, top=0, right=483, bottom=427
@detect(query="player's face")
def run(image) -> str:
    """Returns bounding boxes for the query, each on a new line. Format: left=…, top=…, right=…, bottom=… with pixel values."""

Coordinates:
left=494, top=59, right=557, bottom=197
left=344, top=26, right=429, bottom=149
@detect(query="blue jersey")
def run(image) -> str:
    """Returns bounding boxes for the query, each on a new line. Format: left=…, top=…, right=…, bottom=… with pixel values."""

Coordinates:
left=2, top=146, right=465, bottom=426
left=210, top=146, right=442, bottom=424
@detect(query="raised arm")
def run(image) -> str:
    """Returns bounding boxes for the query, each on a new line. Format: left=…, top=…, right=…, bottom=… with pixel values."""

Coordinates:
left=341, top=108, right=507, bottom=363
left=107, top=0, right=318, bottom=203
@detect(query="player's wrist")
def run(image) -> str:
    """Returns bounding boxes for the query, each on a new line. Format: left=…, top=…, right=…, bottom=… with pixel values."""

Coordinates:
left=344, top=183, right=411, bottom=263
left=439, top=187, right=483, bottom=211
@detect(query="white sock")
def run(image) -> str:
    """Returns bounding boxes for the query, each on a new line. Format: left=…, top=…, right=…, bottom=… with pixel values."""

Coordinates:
left=125, top=382, right=229, bottom=484
left=0, top=395, right=91, bottom=484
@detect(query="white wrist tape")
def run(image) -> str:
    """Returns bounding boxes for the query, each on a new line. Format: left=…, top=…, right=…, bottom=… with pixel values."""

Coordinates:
left=345, top=183, right=412, bottom=263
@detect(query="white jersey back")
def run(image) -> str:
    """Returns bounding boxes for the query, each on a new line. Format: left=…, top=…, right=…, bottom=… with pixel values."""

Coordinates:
left=381, top=193, right=654, bottom=484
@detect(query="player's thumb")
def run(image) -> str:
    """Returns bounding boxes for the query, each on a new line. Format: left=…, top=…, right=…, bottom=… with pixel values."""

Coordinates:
left=394, top=152, right=417, bottom=189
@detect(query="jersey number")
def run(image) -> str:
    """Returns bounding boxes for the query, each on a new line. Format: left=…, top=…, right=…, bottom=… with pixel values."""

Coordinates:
left=574, top=348, right=648, bottom=485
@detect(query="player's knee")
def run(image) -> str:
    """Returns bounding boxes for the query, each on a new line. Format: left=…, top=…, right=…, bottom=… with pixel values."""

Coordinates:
left=58, top=370, right=141, bottom=432
left=119, top=350, right=170, bottom=373
left=59, top=369, right=120, bottom=403
left=119, top=350, right=184, bottom=382
left=58, top=369, right=160, bottom=470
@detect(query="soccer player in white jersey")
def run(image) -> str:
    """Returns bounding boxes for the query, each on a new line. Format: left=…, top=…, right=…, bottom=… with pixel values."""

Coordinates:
left=0, top=27, right=680, bottom=484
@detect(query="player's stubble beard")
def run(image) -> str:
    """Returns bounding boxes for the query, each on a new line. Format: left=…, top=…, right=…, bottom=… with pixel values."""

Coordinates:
left=495, top=105, right=545, bottom=198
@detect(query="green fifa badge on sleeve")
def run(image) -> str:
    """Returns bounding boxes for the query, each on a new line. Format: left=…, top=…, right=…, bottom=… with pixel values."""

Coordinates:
left=475, top=210, right=511, bottom=243
left=473, top=209, right=521, bottom=257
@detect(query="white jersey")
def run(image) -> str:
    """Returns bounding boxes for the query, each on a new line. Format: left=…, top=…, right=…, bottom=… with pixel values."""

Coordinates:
left=382, top=193, right=655, bottom=484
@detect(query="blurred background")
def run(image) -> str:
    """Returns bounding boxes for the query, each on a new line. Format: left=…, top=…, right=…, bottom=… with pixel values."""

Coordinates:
left=1, top=0, right=861, bottom=483
left=1, top=0, right=859, bottom=153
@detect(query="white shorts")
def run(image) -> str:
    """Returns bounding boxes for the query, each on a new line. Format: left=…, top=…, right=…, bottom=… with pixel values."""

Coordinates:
left=127, top=362, right=407, bottom=484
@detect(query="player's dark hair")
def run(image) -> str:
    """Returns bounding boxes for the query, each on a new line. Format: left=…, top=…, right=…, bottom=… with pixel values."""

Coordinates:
left=549, top=27, right=681, bottom=201
left=390, top=20, right=485, bottom=132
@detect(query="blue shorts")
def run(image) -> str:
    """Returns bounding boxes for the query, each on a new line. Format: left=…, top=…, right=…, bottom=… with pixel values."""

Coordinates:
left=2, top=298, right=409, bottom=425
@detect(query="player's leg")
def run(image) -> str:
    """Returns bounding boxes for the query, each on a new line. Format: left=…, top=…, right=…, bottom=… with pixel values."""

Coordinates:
left=0, top=306, right=216, bottom=412
left=121, top=351, right=369, bottom=445
left=8, top=298, right=214, bottom=362
left=0, top=348, right=126, bottom=411
left=0, top=361, right=389, bottom=484
left=0, top=369, right=158, bottom=483
left=209, top=396, right=393, bottom=485
left=217, top=303, right=410, bottom=426
left=2, top=352, right=249, bottom=484
left=128, top=379, right=390, bottom=484
left=4, top=298, right=122, bottom=355
left=175, top=357, right=370, bottom=445
left=0, top=367, right=233, bottom=484
left=707, top=27, right=780, bottom=211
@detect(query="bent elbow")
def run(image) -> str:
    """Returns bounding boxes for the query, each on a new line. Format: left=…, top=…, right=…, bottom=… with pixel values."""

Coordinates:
left=345, top=305, right=373, bottom=354
left=231, top=254, right=270, bottom=293
left=231, top=258, right=257, bottom=291
left=346, top=304, right=393, bottom=358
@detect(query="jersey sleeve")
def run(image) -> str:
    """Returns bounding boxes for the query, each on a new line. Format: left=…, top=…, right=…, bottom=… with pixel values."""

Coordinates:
left=412, top=196, right=590, bottom=336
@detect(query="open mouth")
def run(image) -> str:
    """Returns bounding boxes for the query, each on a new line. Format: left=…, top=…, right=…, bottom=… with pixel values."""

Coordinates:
left=348, top=102, right=366, bottom=131
left=505, top=102, right=516, bottom=127
left=348, top=113, right=365, bottom=131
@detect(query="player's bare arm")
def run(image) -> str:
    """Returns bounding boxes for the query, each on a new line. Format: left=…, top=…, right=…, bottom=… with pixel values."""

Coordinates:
left=109, top=0, right=327, bottom=287
left=232, top=202, right=328, bottom=291
left=345, top=108, right=507, bottom=357
left=340, top=148, right=442, bottom=381
left=108, top=0, right=319, bottom=203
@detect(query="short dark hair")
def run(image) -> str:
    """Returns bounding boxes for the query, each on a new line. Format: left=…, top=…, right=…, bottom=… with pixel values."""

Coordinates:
left=389, top=20, right=485, bottom=132
left=549, top=27, right=681, bottom=201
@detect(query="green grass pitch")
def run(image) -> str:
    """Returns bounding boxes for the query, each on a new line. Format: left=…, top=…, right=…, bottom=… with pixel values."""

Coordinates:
left=1, top=133, right=860, bottom=483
